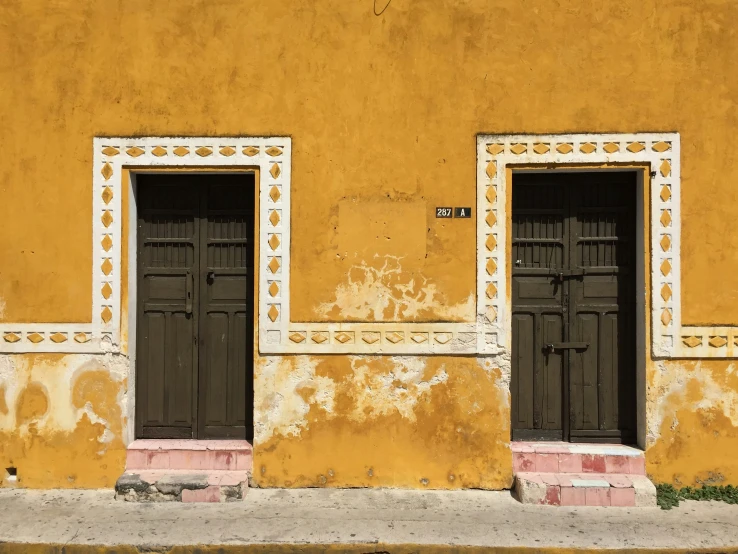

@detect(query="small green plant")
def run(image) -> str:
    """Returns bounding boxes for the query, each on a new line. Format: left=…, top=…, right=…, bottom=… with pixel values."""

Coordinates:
left=657, top=483, right=738, bottom=510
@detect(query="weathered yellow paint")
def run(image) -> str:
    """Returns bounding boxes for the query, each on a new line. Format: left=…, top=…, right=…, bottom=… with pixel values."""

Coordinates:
left=0, top=0, right=737, bottom=489
left=253, top=355, right=512, bottom=489
left=0, top=355, right=126, bottom=488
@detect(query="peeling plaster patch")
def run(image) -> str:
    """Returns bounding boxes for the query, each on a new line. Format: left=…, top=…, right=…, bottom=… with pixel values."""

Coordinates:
left=648, top=361, right=738, bottom=445
left=347, top=356, right=447, bottom=423
left=254, top=356, right=336, bottom=445
left=316, top=256, right=474, bottom=321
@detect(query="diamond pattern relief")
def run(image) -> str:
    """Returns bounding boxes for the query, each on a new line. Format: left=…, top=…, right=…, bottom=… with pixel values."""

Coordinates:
left=266, top=146, right=283, bottom=156
left=486, top=211, right=497, bottom=227
left=486, top=144, right=504, bottom=155
left=486, top=258, right=497, bottom=275
left=3, top=333, right=20, bottom=343
left=556, top=143, right=573, bottom=154
left=50, top=333, right=67, bottom=343
left=268, top=305, right=279, bottom=322
left=268, top=234, right=280, bottom=250
left=580, top=142, right=596, bottom=154
left=102, top=282, right=113, bottom=299
left=268, top=257, right=280, bottom=274
left=362, top=332, right=380, bottom=344
left=311, top=332, right=329, bottom=344
left=151, top=146, right=167, bottom=157
left=486, top=186, right=497, bottom=204
left=102, top=211, right=113, bottom=228
left=486, top=283, right=497, bottom=299
left=102, top=146, right=119, bottom=156
left=74, top=333, right=90, bottom=343
left=603, top=142, right=620, bottom=153
left=486, top=234, right=497, bottom=251
left=243, top=146, right=259, bottom=157
left=661, top=283, right=672, bottom=301
left=28, top=333, right=44, bottom=343
left=660, top=235, right=671, bottom=252
left=434, top=333, right=452, bottom=344
left=660, top=210, right=672, bottom=227
left=683, top=336, right=702, bottom=348
left=627, top=142, right=645, bottom=153
left=102, top=235, right=113, bottom=252
left=510, top=143, right=527, bottom=155
left=102, top=258, right=113, bottom=275
left=269, top=186, right=281, bottom=202
left=660, top=159, right=671, bottom=177
left=411, top=333, right=428, bottom=343
left=486, top=161, right=497, bottom=178
left=661, top=308, right=672, bottom=326
left=386, top=332, right=404, bottom=344
left=173, top=146, right=190, bottom=157
left=709, top=336, right=728, bottom=348
left=660, top=259, right=672, bottom=276
left=101, top=307, right=112, bottom=323
left=533, top=143, right=550, bottom=154
left=652, top=141, right=671, bottom=152
left=487, top=306, right=497, bottom=322
left=268, top=282, right=279, bottom=297
left=219, top=146, right=236, bottom=157
left=102, top=187, right=114, bottom=205
left=101, top=162, right=113, bottom=181
left=660, top=185, right=671, bottom=202
left=195, top=146, right=213, bottom=157
left=289, top=332, right=306, bottom=343
left=335, top=332, right=353, bottom=344
left=270, top=163, right=281, bottom=179
left=126, top=146, right=145, bottom=157
left=269, top=210, right=280, bottom=226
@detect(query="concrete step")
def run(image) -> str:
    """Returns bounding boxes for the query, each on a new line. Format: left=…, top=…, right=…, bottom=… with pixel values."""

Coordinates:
left=115, top=470, right=249, bottom=502
left=512, top=441, right=645, bottom=475
left=125, top=439, right=252, bottom=472
left=514, top=472, right=656, bottom=507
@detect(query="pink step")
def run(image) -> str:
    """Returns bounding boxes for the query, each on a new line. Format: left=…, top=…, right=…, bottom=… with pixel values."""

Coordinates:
left=115, top=469, right=249, bottom=502
left=512, top=441, right=645, bottom=475
left=125, top=439, right=252, bottom=472
left=515, top=472, right=656, bottom=507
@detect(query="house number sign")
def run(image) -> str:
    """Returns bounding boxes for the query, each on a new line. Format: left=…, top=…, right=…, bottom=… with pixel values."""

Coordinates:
left=436, top=207, right=472, bottom=218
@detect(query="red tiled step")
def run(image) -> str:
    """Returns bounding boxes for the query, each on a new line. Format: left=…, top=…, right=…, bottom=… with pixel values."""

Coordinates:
left=125, top=439, right=252, bottom=472
left=512, top=441, right=645, bottom=475
left=515, top=472, right=656, bottom=507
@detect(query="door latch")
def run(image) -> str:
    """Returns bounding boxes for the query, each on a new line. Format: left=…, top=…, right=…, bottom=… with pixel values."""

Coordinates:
left=544, top=342, right=589, bottom=354
left=207, top=271, right=215, bottom=283
left=185, top=271, right=193, bottom=315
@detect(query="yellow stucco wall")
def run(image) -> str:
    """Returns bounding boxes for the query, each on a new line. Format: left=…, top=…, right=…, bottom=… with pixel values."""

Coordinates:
left=1, top=0, right=737, bottom=489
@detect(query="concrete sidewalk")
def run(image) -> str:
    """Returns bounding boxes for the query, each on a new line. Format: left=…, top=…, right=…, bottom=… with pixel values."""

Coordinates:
left=0, top=488, right=737, bottom=553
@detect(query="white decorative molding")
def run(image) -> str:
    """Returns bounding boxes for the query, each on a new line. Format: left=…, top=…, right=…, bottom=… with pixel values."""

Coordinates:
left=0, top=133, right=734, bottom=357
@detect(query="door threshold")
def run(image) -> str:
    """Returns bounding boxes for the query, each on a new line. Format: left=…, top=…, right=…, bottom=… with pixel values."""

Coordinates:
left=127, top=439, right=252, bottom=451
left=511, top=441, right=643, bottom=455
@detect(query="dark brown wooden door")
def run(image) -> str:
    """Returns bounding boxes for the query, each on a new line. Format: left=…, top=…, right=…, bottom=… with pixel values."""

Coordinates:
left=511, top=172, right=636, bottom=443
left=136, top=174, right=255, bottom=440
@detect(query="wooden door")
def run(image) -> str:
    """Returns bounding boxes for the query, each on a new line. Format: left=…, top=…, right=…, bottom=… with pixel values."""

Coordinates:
left=136, top=174, right=255, bottom=440
left=511, top=172, right=636, bottom=443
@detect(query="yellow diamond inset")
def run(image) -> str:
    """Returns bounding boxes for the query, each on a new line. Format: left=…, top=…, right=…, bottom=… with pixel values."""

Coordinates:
left=266, top=146, right=283, bottom=156
left=219, top=146, right=236, bottom=157
left=486, top=258, right=497, bottom=275
left=660, top=210, right=672, bottom=227
left=661, top=284, right=672, bottom=301
left=102, top=187, right=114, bottom=205
left=151, top=146, right=167, bottom=157
left=486, top=283, right=497, bottom=299
left=660, top=159, right=671, bottom=177
left=486, top=211, right=497, bottom=227
left=50, top=333, right=67, bottom=343
left=102, top=258, right=113, bottom=275
left=683, top=336, right=701, bottom=348
left=102, top=282, right=113, bottom=299
left=126, top=146, right=145, bottom=157
left=269, top=210, right=280, bottom=226
left=195, top=146, right=213, bottom=157
left=486, top=161, right=497, bottom=178
left=660, top=235, right=671, bottom=252
left=510, top=143, right=527, bottom=155
left=269, top=186, right=281, bottom=202
left=660, top=185, right=671, bottom=202
left=603, top=142, right=620, bottom=153
left=486, top=234, right=497, bottom=251
left=270, top=163, right=281, bottom=179
left=335, top=332, right=353, bottom=344
left=268, top=234, right=280, bottom=250
left=362, top=333, right=380, bottom=344
left=74, top=333, right=90, bottom=343
left=386, top=332, right=404, bottom=344
left=411, top=333, right=428, bottom=344
left=709, top=336, right=728, bottom=348
left=486, top=144, right=504, bottom=155
left=556, top=143, right=573, bottom=154
left=3, top=333, right=20, bottom=343
left=289, top=332, right=306, bottom=343
left=661, top=309, right=672, bottom=326
left=652, top=141, right=671, bottom=153
left=268, top=282, right=279, bottom=297
left=268, top=257, right=280, bottom=273
left=28, top=333, right=44, bottom=343
left=580, top=142, right=596, bottom=154
left=311, top=333, right=328, bottom=344
left=102, top=235, right=113, bottom=252
left=627, top=142, right=645, bottom=153
left=660, top=259, right=672, bottom=276
left=102, top=211, right=114, bottom=228
left=102, top=146, right=119, bottom=156
left=533, top=143, right=550, bottom=155
left=268, top=305, right=279, bottom=322
left=243, top=146, right=259, bottom=157
left=101, top=307, right=112, bottom=323
left=486, top=186, right=497, bottom=204
left=173, top=146, right=190, bottom=157
left=101, top=162, right=113, bottom=181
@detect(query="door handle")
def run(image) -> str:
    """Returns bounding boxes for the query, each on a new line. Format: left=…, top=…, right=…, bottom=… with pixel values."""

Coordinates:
left=185, top=271, right=193, bottom=315
left=545, top=342, right=589, bottom=353
left=207, top=271, right=215, bottom=283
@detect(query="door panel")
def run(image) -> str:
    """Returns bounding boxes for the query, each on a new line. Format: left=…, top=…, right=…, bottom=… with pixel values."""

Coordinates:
left=136, top=175, right=255, bottom=440
left=136, top=180, right=199, bottom=439
left=198, top=179, right=254, bottom=439
left=512, top=172, right=636, bottom=443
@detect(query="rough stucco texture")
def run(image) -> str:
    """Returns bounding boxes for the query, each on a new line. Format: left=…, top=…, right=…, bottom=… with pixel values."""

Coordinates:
left=0, top=0, right=738, bottom=489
